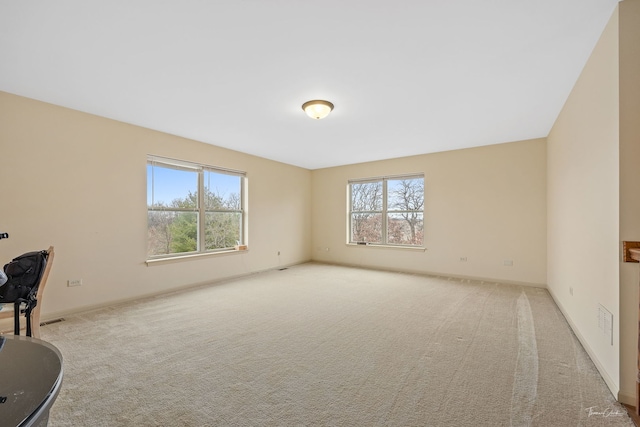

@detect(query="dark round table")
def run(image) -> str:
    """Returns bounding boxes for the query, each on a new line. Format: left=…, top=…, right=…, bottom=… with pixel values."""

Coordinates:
left=0, top=334, right=63, bottom=427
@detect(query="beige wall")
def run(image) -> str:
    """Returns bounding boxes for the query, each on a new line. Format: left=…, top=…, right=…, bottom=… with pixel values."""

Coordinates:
left=619, top=0, right=640, bottom=405
left=0, top=91, right=312, bottom=322
left=547, top=7, right=621, bottom=397
left=311, top=139, right=547, bottom=286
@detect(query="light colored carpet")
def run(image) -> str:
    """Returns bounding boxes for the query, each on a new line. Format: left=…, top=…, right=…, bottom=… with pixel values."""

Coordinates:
left=40, top=263, right=633, bottom=426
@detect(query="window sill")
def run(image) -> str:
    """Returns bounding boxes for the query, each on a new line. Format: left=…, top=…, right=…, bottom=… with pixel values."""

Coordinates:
left=146, top=248, right=248, bottom=266
left=346, top=243, right=426, bottom=252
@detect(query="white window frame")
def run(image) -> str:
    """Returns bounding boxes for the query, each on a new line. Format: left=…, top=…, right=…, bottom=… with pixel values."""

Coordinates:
left=147, top=155, right=247, bottom=259
left=348, top=174, right=424, bottom=248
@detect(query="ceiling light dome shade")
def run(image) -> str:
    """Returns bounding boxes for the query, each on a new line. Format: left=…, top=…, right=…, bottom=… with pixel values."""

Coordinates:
left=302, top=100, right=334, bottom=119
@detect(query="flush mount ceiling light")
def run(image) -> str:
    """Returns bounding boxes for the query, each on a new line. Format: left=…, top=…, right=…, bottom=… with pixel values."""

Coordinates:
left=302, top=100, right=334, bottom=120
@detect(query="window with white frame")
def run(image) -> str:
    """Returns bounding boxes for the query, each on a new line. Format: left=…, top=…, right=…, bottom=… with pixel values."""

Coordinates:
left=348, top=174, right=424, bottom=246
left=147, top=156, right=246, bottom=258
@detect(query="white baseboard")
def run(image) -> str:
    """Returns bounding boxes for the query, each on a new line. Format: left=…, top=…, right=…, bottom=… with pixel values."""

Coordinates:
left=5, top=260, right=309, bottom=330
left=313, top=260, right=548, bottom=289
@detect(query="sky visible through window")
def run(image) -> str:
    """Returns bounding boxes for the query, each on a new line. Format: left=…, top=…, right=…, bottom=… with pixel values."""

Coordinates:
left=147, top=165, right=240, bottom=206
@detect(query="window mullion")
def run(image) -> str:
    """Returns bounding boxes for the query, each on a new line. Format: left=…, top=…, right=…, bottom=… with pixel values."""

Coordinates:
left=198, top=169, right=205, bottom=252
left=240, top=177, right=246, bottom=244
left=348, top=184, right=353, bottom=242
left=382, top=179, right=388, bottom=245
left=150, top=162, right=155, bottom=207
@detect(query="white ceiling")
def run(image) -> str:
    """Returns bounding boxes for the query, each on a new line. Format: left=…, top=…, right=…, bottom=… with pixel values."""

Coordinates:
left=0, top=1, right=619, bottom=169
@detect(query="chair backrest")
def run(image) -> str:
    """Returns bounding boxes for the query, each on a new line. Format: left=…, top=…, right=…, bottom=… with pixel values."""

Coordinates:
left=29, top=246, right=54, bottom=338
left=36, top=247, right=54, bottom=301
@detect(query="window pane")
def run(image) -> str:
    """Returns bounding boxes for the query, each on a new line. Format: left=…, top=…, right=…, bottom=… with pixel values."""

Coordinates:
left=147, top=211, right=198, bottom=256
left=147, top=164, right=198, bottom=208
left=387, top=212, right=424, bottom=245
left=351, top=182, right=383, bottom=211
left=205, top=212, right=242, bottom=250
left=204, top=171, right=241, bottom=210
left=351, top=213, right=382, bottom=243
left=387, top=178, right=424, bottom=212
